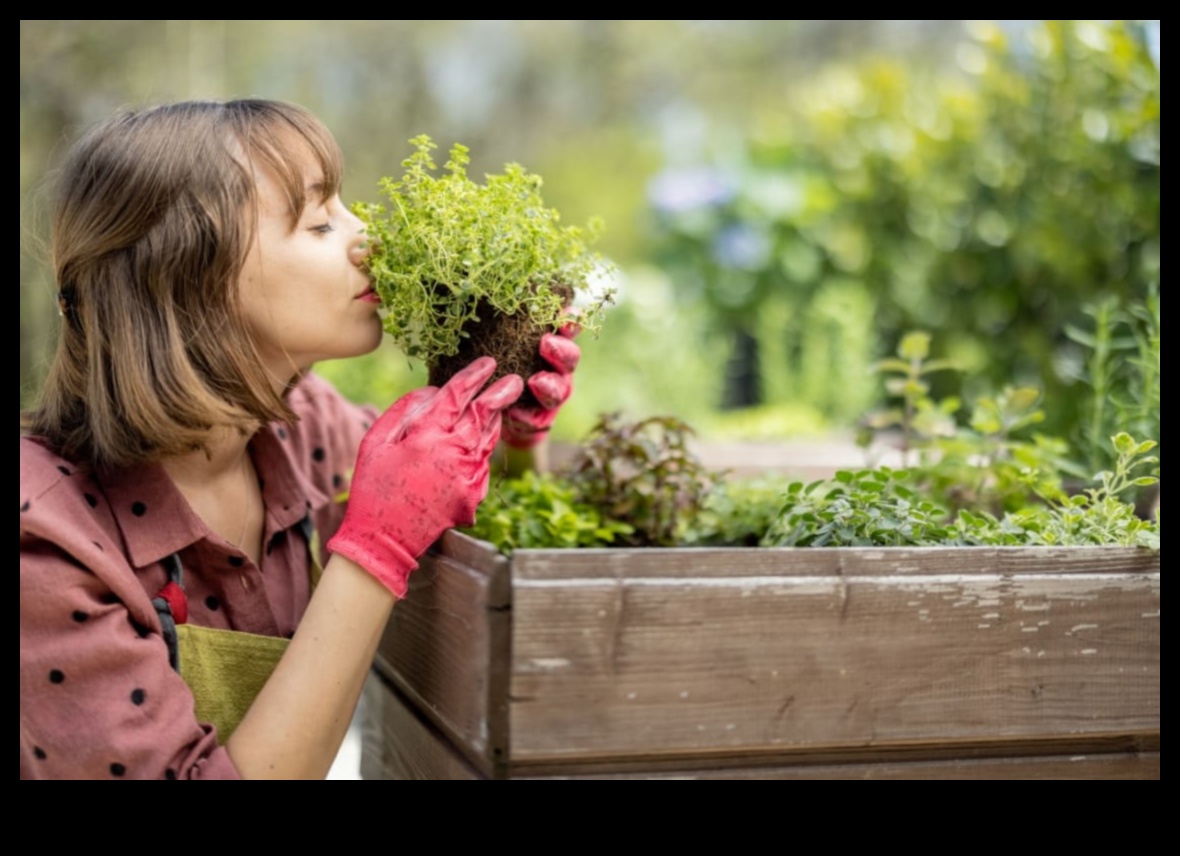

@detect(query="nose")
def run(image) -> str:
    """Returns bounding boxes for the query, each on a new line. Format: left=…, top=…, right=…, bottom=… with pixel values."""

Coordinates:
left=347, top=212, right=373, bottom=268
left=349, top=238, right=370, bottom=268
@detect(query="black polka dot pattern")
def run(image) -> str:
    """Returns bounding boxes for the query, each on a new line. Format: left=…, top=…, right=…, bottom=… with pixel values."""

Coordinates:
left=312, top=447, right=326, bottom=463
left=84, top=493, right=99, bottom=508
left=72, top=611, right=89, bottom=624
left=21, top=502, right=30, bottom=513
left=228, top=556, right=244, bottom=569
left=165, top=769, right=177, bottom=781
left=34, top=747, right=48, bottom=761
left=131, top=502, right=147, bottom=517
left=57, top=466, right=72, bottom=476
left=277, top=428, right=288, bottom=441
left=110, top=763, right=126, bottom=778
left=205, top=596, right=220, bottom=611
left=131, top=689, right=146, bottom=706
left=49, top=670, right=65, bottom=685
left=333, top=474, right=344, bottom=490
left=92, top=541, right=104, bottom=552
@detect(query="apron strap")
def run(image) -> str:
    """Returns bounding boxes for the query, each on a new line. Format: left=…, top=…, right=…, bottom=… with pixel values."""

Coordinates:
left=151, top=553, right=185, bottom=672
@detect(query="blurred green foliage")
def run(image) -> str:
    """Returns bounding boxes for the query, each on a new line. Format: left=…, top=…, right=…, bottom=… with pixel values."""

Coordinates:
left=15, top=20, right=975, bottom=415
left=22, top=22, right=1159, bottom=453
left=647, top=20, right=1160, bottom=439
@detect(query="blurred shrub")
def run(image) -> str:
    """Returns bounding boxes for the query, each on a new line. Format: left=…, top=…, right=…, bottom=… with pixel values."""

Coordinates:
left=646, top=20, right=1160, bottom=439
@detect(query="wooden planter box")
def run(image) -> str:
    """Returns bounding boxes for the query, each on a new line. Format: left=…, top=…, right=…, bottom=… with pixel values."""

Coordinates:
left=361, top=532, right=1159, bottom=780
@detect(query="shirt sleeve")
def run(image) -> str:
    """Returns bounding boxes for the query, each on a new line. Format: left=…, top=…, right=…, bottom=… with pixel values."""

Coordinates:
left=20, top=528, right=240, bottom=781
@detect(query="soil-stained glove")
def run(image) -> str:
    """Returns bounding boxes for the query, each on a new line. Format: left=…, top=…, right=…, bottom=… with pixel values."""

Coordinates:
left=327, top=357, right=523, bottom=597
left=501, top=326, right=581, bottom=449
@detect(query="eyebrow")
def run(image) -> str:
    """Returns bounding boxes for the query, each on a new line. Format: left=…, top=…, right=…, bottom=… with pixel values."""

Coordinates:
left=305, top=181, right=327, bottom=202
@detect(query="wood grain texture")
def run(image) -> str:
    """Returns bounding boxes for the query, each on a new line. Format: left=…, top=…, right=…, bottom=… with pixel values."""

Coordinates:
left=360, top=672, right=484, bottom=781
left=511, top=545, right=1160, bottom=581
left=508, top=548, right=1159, bottom=762
left=360, top=673, right=1157, bottom=779
left=524, top=752, right=1160, bottom=780
left=370, top=538, right=510, bottom=776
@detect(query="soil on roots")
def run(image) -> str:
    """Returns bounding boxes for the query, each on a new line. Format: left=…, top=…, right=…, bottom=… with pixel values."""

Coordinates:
left=428, top=288, right=570, bottom=409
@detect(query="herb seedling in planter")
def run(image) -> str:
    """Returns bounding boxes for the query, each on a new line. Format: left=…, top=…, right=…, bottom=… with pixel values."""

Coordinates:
left=355, top=136, right=615, bottom=406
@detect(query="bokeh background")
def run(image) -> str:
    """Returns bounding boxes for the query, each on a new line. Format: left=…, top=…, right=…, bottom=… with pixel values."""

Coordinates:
left=21, top=20, right=1161, bottom=463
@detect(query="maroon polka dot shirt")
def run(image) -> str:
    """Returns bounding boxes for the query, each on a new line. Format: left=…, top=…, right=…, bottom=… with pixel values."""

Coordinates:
left=20, top=374, right=377, bottom=780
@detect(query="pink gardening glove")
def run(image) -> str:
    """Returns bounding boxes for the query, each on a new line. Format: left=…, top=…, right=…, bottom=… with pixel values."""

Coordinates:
left=327, top=357, right=523, bottom=597
left=501, top=326, right=581, bottom=449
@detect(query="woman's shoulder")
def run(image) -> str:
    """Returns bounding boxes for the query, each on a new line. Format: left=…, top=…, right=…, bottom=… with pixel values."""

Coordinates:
left=21, top=436, right=90, bottom=521
left=20, top=437, right=158, bottom=630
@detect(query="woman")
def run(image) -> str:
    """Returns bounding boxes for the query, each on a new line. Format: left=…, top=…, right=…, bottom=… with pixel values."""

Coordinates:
left=19, top=100, right=579, bottom=780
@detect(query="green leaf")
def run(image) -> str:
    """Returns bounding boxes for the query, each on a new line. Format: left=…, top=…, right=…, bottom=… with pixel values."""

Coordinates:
left=1112, top=433, right=1136, bottom=456
left=898, top=332, right=931, bottom=361
left=874, top=358, right=913, bottom=374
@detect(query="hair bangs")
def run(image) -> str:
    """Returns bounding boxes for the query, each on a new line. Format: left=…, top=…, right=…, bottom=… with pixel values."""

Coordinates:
left=227, top=101, right=344, bottom=227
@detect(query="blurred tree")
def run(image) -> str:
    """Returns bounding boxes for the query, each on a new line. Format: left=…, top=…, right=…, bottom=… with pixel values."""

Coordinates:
left=646, top=20, right=1160, bottom=440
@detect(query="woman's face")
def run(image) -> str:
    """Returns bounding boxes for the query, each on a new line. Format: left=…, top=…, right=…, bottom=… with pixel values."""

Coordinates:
left=237, top=147, right=383, bottom=387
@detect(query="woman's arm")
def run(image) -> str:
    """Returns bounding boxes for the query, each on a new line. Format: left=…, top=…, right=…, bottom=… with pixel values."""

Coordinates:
left=226, top=554, right=392, bottom=779
left=231, top=358, right=522, bottom=778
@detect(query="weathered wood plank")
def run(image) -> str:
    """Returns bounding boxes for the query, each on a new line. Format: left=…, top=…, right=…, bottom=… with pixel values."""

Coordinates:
left=511, top=545, right=1160, bottom=582
left=360, top=672, right=484, bottom=781
left=437, top=529, right=510, bottom=583
left=360, top=673, right=1158, bottom=780
left=508, top=732, right=1157, bottom=775
left=371, top=543, right=510, bottom=776
left=510, top=567, right=1160, bottom=761
left=524, top=752, right=1160, bottom=780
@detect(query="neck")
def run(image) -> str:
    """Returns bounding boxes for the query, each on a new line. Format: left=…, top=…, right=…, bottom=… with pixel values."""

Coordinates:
left=161, top=423, right=267, bottom=563
left=163, top=425, right=257, bottom=486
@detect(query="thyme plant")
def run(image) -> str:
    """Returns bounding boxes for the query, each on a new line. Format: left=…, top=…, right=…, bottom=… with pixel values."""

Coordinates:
left=354, top=135, right=614, bottom=369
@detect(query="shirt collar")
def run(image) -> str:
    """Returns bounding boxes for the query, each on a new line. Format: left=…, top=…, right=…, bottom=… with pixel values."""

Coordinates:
left=252, top=421, right=331, bottom=536
left=99, top=422, right=330, bottom=569
left=98, top=461, right=208, bottom=570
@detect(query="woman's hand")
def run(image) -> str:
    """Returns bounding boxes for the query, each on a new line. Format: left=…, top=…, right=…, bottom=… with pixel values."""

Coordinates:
left=501, top=326, right=581, bottom=449
left=326, top=357, right=522, bottom=597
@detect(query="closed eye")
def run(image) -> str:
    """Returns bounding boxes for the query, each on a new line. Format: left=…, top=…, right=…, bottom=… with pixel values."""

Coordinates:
left=310, top=222, right=336, bottom=234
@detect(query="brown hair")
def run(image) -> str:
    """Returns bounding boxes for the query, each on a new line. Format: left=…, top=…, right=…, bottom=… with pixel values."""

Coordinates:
left=30, top=100, right=343, bottom=470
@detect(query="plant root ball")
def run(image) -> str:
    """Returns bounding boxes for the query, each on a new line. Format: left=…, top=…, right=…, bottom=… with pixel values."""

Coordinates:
left=428, top=285, right=572, bottom=409
left=428, top=301, right=550, bottom=409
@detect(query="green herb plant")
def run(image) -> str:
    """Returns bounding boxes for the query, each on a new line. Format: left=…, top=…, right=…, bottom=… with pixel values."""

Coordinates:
left=1067, top=288, right=1161, bottom=479
left=763, top=434, right=1159, bottom=550
left=462, top=411, right=1158, bottom=554
left=861, top=331, right=1079, bottom=515
left=954, top=435, right=1160, bottom=549
left=762, top=468, right=954, bottom=548
left=562, top=413, right=721, bottom=547
left=355, top=135, right=615, bottom=367
left=686, top=476, right=797, bottom=547
left=464, top=470, right=633, bottom=553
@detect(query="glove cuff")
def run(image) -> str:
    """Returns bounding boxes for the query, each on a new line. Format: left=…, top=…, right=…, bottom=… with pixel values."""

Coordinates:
left=326, top=529, right=420, bottom=599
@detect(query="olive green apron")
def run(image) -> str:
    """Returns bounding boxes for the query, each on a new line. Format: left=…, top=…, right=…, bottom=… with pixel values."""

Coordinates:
left=153, top=516, right=323, bottom=742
